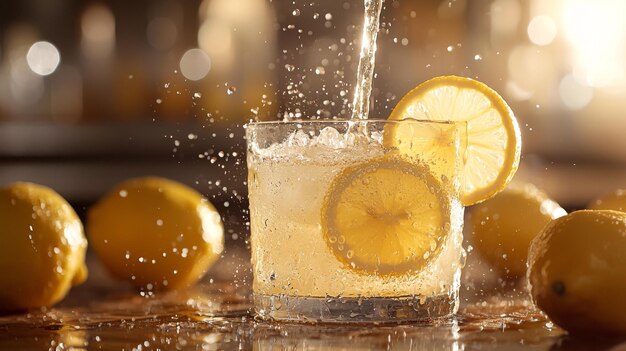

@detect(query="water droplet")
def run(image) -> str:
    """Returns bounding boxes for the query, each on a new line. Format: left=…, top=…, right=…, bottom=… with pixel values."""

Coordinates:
left=315, top=66, right=325, bottom=75
left=119, top=190, right=128, bottom=198
left=447, top=45, right=454, bottom=52
left=292, top=9, right=300, bottom=16
left=474, top=54, right=482, bottom=61
left=284, top=64, right=295, bottom=72
left=156, top=219, right=164, bottom=226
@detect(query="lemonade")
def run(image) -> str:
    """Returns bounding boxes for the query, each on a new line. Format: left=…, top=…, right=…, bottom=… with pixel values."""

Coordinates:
left=247, top=120, right=466, bottom=321
left=248, top=74, right=521, bottom=323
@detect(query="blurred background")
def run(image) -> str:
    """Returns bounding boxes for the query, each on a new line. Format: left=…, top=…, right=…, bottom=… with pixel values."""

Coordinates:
left=1, top=0, right=625, bottom=220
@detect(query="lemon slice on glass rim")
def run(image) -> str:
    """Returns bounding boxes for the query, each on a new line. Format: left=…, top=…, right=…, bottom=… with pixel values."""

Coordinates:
left=387, top=75, right=522, bottom=206
left=321, top=156, right=450, bottom=276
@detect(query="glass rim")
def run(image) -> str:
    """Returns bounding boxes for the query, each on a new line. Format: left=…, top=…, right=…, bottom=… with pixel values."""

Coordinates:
left=246, top=118, right=465, bottom=127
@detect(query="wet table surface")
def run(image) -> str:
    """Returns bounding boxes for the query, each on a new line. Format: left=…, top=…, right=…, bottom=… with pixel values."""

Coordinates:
left=0, top=249, right=623, bottom=351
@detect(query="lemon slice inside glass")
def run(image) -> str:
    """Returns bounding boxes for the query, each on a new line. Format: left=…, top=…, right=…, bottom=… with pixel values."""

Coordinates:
left=321, top=156, right=450, bottom=276
left=388, top=76, right=521, bottom=206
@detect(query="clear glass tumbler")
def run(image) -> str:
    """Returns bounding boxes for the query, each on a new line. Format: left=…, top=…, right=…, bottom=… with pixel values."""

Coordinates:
left=246, top=119, right=466, bottom=322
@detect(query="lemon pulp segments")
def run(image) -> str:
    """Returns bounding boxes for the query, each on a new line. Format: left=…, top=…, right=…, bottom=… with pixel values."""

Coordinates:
left=388, top=76, right=521, bottom=205
left=383, top=120, right=464, bottom=180
left=321, top=157, right=450, bottom=275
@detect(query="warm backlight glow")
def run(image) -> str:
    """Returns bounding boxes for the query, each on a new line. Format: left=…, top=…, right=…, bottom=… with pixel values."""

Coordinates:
left=562, top=0, right=626, bottom=87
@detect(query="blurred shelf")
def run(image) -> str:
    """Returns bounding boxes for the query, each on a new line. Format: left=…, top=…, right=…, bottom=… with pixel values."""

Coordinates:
left=0, top=121, right=242, bottom=159
left=0, top=121, right=247, bottom=205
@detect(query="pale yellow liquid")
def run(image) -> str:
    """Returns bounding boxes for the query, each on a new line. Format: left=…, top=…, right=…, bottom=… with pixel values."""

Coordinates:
left=248, top=137, right=464, bottom=299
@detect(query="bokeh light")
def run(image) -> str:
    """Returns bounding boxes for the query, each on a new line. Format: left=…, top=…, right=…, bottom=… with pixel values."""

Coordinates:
left=26, top=41, right=61, bottom=76
left=559, top=74, right=593, bottom=110
left=198, top=21, right=232, bottom=57
left=81, top=3, right=115, bottom=59
left=527, top=15, right=557, bottom=46
left=180, top=48, right=211, bottom=81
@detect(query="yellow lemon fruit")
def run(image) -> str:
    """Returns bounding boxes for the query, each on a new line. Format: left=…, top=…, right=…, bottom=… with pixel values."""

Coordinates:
left=387, top=75, right=522, bottom=206
left=528, top=210, right=626, bottom=335
left=468, top=183, right=566, bottom=279
left=88, top=177, right=224, bottom=291
left=321, top=156, right=451, bottom=275
left=0, top=182, right=87, bottom=311
left=589, top=189, right=626, bottom=212
left=383, top=120, right=464, bottom=182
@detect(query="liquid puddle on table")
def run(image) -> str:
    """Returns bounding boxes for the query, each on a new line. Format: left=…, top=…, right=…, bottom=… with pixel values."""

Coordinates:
left=0, top=282, right=593, bottom=351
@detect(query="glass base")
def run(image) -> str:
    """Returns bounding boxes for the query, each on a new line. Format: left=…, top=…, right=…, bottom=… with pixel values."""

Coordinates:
left=254, top=293, right=458, bottom=323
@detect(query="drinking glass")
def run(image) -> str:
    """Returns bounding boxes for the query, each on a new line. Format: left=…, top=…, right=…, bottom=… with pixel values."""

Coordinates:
left=246, top=119, right=466, bottom=322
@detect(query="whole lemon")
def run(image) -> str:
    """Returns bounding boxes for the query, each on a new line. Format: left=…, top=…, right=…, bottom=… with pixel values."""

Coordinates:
left=88, top=177, right=224, bottom=291
left=528, top=210, right=626, bottom=335
left=0, top=182, right=87, bottom=311
left=589, top=189, right=626, bottom=212
left=468, top=183, right=566, bottom=279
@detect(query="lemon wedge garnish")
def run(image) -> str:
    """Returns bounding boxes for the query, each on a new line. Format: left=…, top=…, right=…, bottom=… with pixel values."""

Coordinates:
left=321, top=156, right=450, bottom=275
left=387, top=76, right=521, bottom=206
